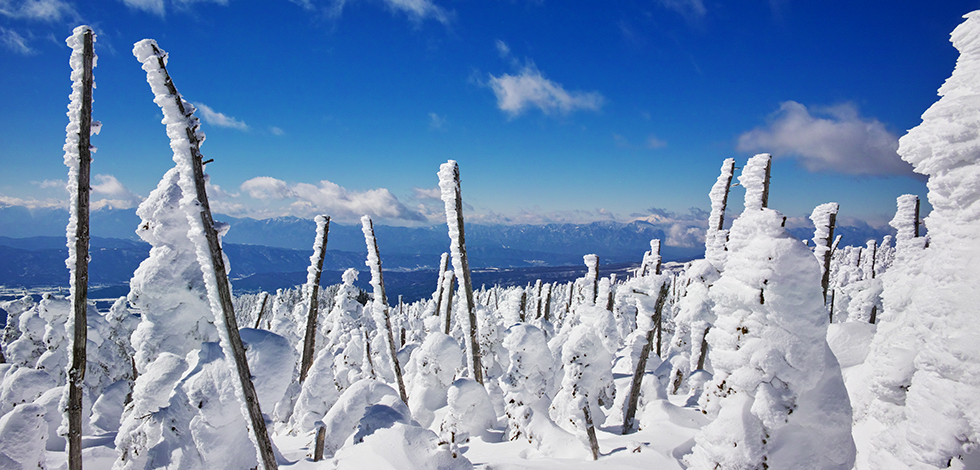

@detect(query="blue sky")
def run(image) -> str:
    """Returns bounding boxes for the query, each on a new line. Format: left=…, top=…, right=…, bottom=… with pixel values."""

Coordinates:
left=0, top=0, right=975, bottom=233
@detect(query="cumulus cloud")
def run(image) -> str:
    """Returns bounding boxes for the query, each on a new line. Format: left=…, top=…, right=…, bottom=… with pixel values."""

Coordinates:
left=194, top=103, right=248, bottom=131
left=488, top=62, right=604, bottom=117
left=737, top=101, right=911, bottom=176
left=0, top=0, right=76, bottom=21
left=0, top=27, right=33, bottom=54
left=241, top=176, right=425, bottom=222
left=91, top=174, right=143, bottom=210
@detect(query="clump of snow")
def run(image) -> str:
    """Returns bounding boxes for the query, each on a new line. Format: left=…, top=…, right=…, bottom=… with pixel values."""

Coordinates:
left=441, top=378, right=497, bottom=445
left=407, top=332, right=462, bottom=428
left=739, top=153, right=771, bottom=211
left=705, top=158, right=735, bottom=268
left=0, top=403, right=48, bottom=469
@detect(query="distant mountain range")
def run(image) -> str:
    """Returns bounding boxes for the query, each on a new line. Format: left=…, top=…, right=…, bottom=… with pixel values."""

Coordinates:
left=0, top=205, right=894, bottom=302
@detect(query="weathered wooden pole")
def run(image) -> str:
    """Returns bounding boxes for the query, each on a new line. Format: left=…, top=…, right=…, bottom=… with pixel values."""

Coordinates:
left=438, top=161, right=484, bottom=384
left=541, top=283, right=552, bottom=321
left=300, top=215, right=330, bottom=383
left=313, top=424, right=327, bottom=461
left=65, top=26, right=95, bottom=470
left=622, top=281, right=670, bottom=434
left=584, top=254, right=599, bottom=305
left=361, top=216, right=409, bottom=404
left=134, top=39, right=277, bottom=470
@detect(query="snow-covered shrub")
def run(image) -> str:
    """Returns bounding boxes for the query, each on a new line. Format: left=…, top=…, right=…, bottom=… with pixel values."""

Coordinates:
left=319, top=378, right=404, bottom=459
left=549, top=304, right=618, bottom=442
left=289, top=347, right=340, bottom=434
left=500, top=323, right=555, bottom=442
left=441, top=378, right=497, bottom=446
left=0, top=366, right=56, bottom=416
left=665, top=260, right=719, bottom=395
left=407, top=332, right=462, bottom=428
left=1, top=295, right=34, bottom=356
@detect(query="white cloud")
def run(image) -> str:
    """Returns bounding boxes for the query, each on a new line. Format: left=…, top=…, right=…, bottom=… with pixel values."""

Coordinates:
left=240, top=176, right=425, bottom=222
left=0, top=0, right=76, bottom=21
left=383, top=0, right=449, bottom=24
left=412, top=187, right=441, bottom=200
left=646, top=135, right=667, bottom=149
left=0, top=27, right=33, bottom=55
left=488, top=62, right=604, bottom=117
left=737, top=101, right=911, bottom=176
left=495, top=39, right=510, bottom=58
left=194, top=102, right=248, bottom=131
left=270, top=126, right=285, bottom=136
left=91, top=174, right=143, bottom=210
left=121, top=0, right=165, bottom=15
left=428, top=112, right=446, bottom=130
left=0, top=195, right=62, bottom=210
left=120, top=0, right=228, bottom=17
left=38, top=179, right=63, bottom=189
left=657, top=0, right=706, bottom=19
left=241, top=176, right=293, bottom=199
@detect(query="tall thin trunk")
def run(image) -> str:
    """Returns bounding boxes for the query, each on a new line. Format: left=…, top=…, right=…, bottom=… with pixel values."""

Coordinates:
left=135, top=41, right=277, bottom=470
left=438, top=161, right=483, bottom=384
left=253, top=292, right=269, bottom=329
left=67, top=27, right=95, bottom=470
left=433, top=253, right=449, bottom=317
left=362, top=216, right=408, bottom=404
left=622, top=281, right=670, bottom=434
left=583, top=403, right=600, bottom=460
left=300, top=215, right=330, bottom=383
left=442, top=271, right=455, bottom=335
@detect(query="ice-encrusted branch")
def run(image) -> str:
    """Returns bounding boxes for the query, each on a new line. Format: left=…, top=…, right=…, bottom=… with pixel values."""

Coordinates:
left=810, top=202, right=839, bottom=305
left=705, top=158, right=735, bottom=268
left=300, top=215, right=330, bottom=383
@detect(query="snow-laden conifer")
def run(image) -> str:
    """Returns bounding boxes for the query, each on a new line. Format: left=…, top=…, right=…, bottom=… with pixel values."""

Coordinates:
left=687, top=161, right=854, bottom=470
left=862, top=11, right=980, bottom=467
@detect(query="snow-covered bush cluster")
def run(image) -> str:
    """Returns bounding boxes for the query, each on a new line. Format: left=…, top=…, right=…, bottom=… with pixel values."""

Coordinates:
left=5, top=11, right=980, bottom=469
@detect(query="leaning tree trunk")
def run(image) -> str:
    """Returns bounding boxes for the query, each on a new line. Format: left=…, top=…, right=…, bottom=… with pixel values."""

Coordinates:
left=361, top=216, right=409, bottom=404
left=65, top=26, right=95, bottom=470
left=134, top=39, right=278, bottom=470
left=300, top=215, right=330, bottom=383
left=622, top=280, right=670, bottom=434
left=438, top=161, right=483, bottom=384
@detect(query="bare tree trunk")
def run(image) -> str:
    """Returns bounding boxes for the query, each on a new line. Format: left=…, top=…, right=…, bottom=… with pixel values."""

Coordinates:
left=300, top=216, right=330, bottom=383
left=583, top=403, right=600, bottom=460
left=253, top=292, right=269, bottom=329
left=139, top=42, right=277, bottom=470
left=696, top=326, right=710, bottom=370
left=821, top=212, right=837, bottom=304
left=67, top=27, right=95, bottom=470
left=439, top=161, right=483, bottom=384
left=622, top=281, right=670, bottom=434
left=542, top=283, right=552, bottom=321
left=442, top=271, right=455, bottom=335
left=314, top=424, right=326, bottom=462
left=363, top=328, right=376, bottom=379
left=761, top=155, right=772, bottom=209
left=433, top=253, right=449, bottom=317
left=362, top=217, right=408, bottom=404
left=519, top=290, right=527, bottom=322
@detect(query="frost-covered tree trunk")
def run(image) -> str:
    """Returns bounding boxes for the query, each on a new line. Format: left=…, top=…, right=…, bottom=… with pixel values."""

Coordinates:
left=133, top=40, right=277, bottom=470
left=583, top=255, right=599, bottom=305
left=438, top=161, right=483, bottom=385
left=687, top=155, right=854, bottom=470
left=300, top=215, right=330, bottom=383
left=361, top=216, right=408, bottom=404
left=63, top=26, right=96, bottom=470
left=622, top=278, right=669, bottom=434
left=810, top=202, right=839, bottom=307
left=253, top=292, right=270, bottom=329
left=640, top=240, right=662, bottom=277
left=433, top=252, right=450, bottom=320
left=441, top=270, right=455, bottom=335
left=862, top=12, right=980, bottom=468
left=705, top=158, right=736, bottom=268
